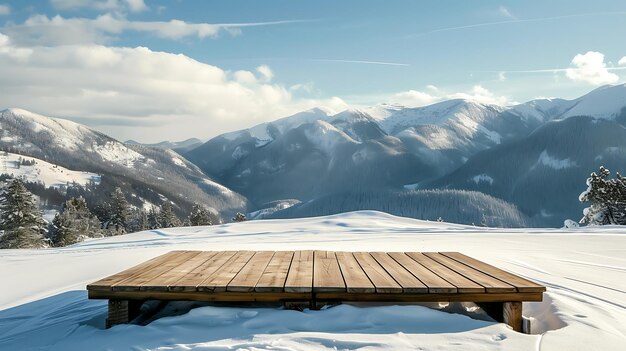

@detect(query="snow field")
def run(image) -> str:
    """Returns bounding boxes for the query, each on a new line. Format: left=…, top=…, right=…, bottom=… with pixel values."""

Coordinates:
left=0, top=211, right=624, bottom=350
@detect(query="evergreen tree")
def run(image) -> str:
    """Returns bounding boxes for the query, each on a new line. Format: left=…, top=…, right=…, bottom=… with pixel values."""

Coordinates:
left=50, top=196, right=101, bottom=246
left=232, top=212, right=247, bottom=222
left=0, top=179, right=46, bottom=249
left=158, top=201, right=180, bottom=228
left=147, top=206, right=161, bottom=229
left=188, top=203, right=212, bottom=226
left=108, top=187, right=130, bottom=234
left=580, top=166, right=626, bottom=225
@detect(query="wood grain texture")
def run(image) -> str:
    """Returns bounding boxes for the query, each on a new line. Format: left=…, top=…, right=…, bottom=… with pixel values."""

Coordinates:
left=89, top=251, right=544, bottom=306
left=284, top=250, right=314, bottom=292
left=387, top=252, right=457, bottom=293
left=353, top=252, right=402, bottom=293
left=441, top=252, right=546, bottom=293
left=503, top=301, right=523, bottom=332
left=371, top=252, right=428, bottom=293
left=406, top=252, right=484, bottom=293
left=198, top=251, right=255, bottom=292
left=112, top=251, right=199, bottom=291
left=313, top=251, right=346, bottom=292
left=169, top=251, right=237, bottom=292
left=255, top=251, right=294, bottom=292
left=335, top=252, right=375, bottom=293
left=88, top=251, right=181, bottom=291
left=227, top=251, right=275, bottom=292
left=424, top=253, right=516, bottom=293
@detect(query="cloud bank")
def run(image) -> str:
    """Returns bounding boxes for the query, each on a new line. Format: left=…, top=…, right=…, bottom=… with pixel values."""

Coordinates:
left=0, top=32, right=347, bottom=142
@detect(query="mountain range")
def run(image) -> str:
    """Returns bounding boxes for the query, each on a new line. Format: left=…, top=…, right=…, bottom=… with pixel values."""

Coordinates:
left=2, top=84, right=625, bottom=227
left=184, top=84, right=626, bottom=227
left=0, top=108, right=246, bottom=221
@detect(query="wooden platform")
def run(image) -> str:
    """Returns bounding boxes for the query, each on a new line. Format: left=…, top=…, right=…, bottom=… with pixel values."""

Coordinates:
left=88, top=250, right=545, bottom=331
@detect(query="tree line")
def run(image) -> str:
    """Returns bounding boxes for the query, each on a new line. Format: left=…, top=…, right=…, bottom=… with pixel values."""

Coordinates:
left=0, top=178, right=245, bottom=249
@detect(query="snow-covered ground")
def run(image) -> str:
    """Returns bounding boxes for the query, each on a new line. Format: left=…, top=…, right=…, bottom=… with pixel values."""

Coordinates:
left=0, top=211, right=624, bottom=350
left=0, top=151, right=100, bottom=187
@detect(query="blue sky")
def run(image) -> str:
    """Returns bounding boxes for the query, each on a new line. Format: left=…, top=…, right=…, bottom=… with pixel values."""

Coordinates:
left=0, top=0, right=625, bottom=141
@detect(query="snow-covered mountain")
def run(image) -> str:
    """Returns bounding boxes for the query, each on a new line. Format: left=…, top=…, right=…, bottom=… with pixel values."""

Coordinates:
left=0, top=108, right=247, bottom=219
left=125, top=138, right=204, bottom=153
left=185, top=84, right=626, bottom=226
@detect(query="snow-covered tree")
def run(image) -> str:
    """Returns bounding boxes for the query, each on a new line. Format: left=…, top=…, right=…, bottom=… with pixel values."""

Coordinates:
left=147, top=206, right=160, bottom=229
left=580, top=166, right=626, bottom=225
left=49, top=196, right=101, bottom=246
left=107, top=187, right=130, bottom=234
left=188, top=203, right=212, bottom=226
left=0, top=179, right=46, bottom=249
left=127, top=209, right=149, bottom=233
left=158, top=201, right=180, bottom=228
left=232, top=212, right=246, bottom=222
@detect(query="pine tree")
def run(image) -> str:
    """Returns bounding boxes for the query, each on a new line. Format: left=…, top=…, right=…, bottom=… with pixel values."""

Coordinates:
left=158, top=201, right=180, bottom=228
left=50, top=196, right=101, bottom=247
left=232, top=212, right=246, bottom=222
left=108, top=187, right=130, bottom=234
left=188, top=203, right=212, bottom=226
left=580, top=166, right=626, bottom=225
left=147, top=206, right=160, bottom=229
left=0, top=179, right=46, bottom=249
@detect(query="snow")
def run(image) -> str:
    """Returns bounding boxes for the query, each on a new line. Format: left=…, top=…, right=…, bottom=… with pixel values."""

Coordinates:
left=534, top=150, right=577, bottom=170
left=304, top=120, right=358, bottom=154
left=0, top=211, right=624, bottom=350
left=91, top=141, right=144, bottom=167
left=471, top=174, right=494, bottom=185
left=0, top=151, right=100, bottom=188
left=561, top=84, right=626, bottom=120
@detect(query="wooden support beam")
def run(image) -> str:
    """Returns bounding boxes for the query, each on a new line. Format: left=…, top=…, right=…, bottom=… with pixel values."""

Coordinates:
left=503, top=301, right=523, bottom=332
left=106, top=299, right=144, bottom=328
left=479, top=301, right=523, bottom=332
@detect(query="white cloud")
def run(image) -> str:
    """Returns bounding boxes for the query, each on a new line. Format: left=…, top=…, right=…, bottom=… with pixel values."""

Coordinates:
left=0, top=4, right=9, bottom=16
left=125, top=0, right=147, bottom=12
left=388, top=85, right=511, bottom=107
left=565, top=51, right=619, bottom=85
left=50, top=0, right=147, bottom=13
left=0, top=32, right=347, bottom=142
left=390, top=90, right=439, bottom=107
left=2, top=14, right=307, bottom=45
left=256, top=65, right=274, bottom=81
left=498, top=71, right=506, bottom=81
left=619, top=56, right=626, bottom=66
left=498, top=6, right=515, bottom=19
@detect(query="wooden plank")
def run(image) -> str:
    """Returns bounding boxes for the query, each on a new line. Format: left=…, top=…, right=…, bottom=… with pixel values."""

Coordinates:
left=255, top=251, right=294, bottom=292
left=441, top=252, right=546, bottom=293
left=406, top=252, right=484, bottom=293
left=424, top=253, right=516, bottom=293
left=284, top=250, right=314, bottom=293
left=353, top=252, right=402, bottom=293
left=387, top=252, right=457, bottom=293
left=169, top=251, right=237, bottom=292
left=313, top=251, right=346, bottom=292
left=314, top=292, right=543, bottom=303
left=140, top=251, right=218, bottom=291
left=198, top=251, right=255, bottom=292
left=90, top=289, right=542, bottom=303
left=227, top=251, right=275, bottom=292
left=88, top=251, right=182, bottom=291
left=371, top=252, right=428, bottom=293
left=335, top=252, right=375, bottom=293
left=112, top=251, right=199, bottom=291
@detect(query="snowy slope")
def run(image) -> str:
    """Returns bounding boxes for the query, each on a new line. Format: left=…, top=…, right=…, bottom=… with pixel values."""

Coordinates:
left=0, top=211, right=624, bottom=350
left=0, top=108, right=248, bottom=218
left=0, top=152, right=100, bottom=188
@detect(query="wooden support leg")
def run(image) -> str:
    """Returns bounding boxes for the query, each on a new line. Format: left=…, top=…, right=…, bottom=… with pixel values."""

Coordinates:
left=106, top=299, right=144, bottom=328
left=503, top=302, right=523, bottom=332
left=479, top=301, right=523, bottom=332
